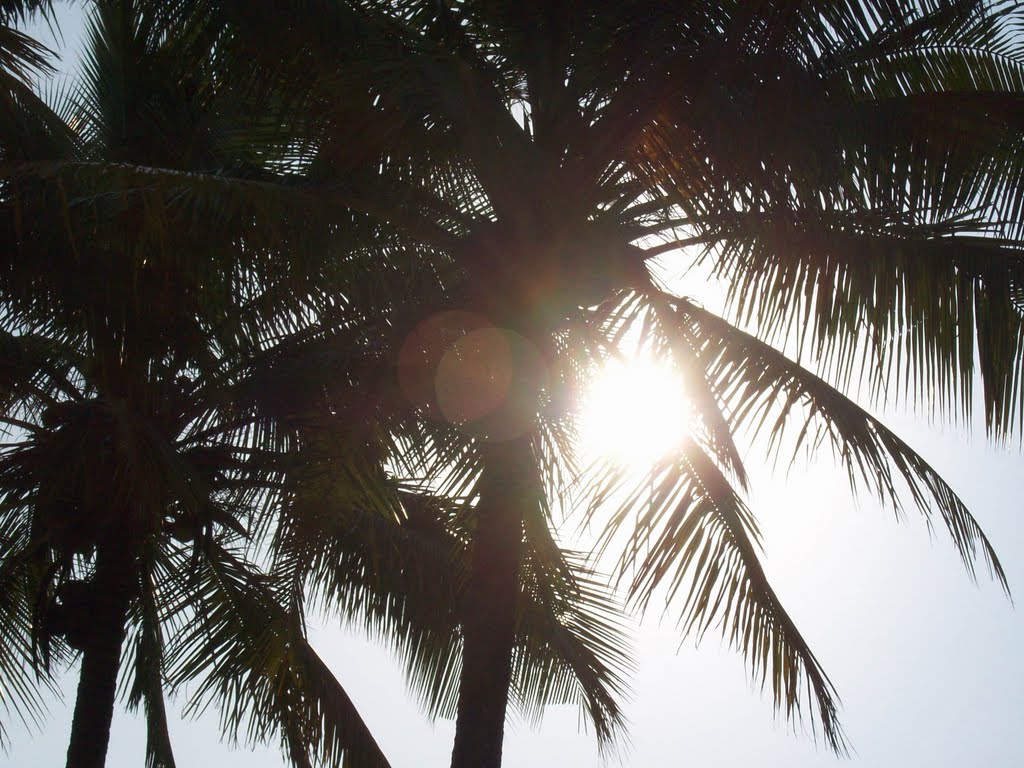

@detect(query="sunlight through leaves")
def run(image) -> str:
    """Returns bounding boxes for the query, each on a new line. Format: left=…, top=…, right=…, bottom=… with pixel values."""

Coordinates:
left=579, top=355, right=695, bottom=469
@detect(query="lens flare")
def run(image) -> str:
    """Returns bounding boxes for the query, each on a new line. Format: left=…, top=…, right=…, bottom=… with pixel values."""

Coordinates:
left=398, top=311, right=546, bottom=440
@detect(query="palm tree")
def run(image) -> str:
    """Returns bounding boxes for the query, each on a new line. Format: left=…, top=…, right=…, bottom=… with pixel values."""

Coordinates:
left=0, top=3, right=398, bottom=766
left=140, top=2, right=1021, bottom=766
left=2, top=3, right=636, bottom=766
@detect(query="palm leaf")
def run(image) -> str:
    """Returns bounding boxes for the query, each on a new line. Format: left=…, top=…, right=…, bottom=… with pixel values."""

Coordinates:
left=588, top=436, right=846, bottom=753
left=674, top=295, right=1009, bottom=593
left=166, top=541, right=392, bottom=768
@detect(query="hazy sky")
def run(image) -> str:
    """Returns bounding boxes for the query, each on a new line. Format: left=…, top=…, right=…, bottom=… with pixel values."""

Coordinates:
left=6, top=5, right=1023, bottom=767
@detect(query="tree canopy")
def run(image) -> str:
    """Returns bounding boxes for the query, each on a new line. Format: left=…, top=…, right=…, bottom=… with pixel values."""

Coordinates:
left=0, top=1, right=1021, bottom=767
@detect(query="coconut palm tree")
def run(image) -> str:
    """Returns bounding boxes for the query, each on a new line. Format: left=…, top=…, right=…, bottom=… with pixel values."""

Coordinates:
left=0, top=3, right=399, bottom=766
left=135, top=2, right=1022, bottom=767
left=1, top=3, right=635, bottom=766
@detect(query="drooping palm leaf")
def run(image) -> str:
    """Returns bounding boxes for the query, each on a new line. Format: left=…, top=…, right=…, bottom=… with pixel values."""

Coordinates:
left=672, top=295, right=1009, bottom=592
left=588, top=438, right=847, bottom=753
left=165, top=541, right=392, bottom=768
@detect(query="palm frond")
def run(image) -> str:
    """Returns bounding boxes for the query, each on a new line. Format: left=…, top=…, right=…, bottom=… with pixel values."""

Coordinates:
left=588, top=436, right=846, bottom=753
left=695, top=209, right=1024, bottom=436
left=166, top=542, right=392, bottom=768
left=0, top=532, right=53, bottom=746
left=673, top=296, right=1009, bottom=593
left=512, top=510, right=631, bottom=754
left=125, top=549, right=177, bottom=768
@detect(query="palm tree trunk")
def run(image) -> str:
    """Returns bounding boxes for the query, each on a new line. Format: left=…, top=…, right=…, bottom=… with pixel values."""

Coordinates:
left=65, top=536, right=136, bottom=768
left=450, top=435, right=535, bottom=768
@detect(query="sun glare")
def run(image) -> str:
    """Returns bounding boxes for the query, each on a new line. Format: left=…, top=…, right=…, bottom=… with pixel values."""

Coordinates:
left=579, top=355, right=696, bottom=468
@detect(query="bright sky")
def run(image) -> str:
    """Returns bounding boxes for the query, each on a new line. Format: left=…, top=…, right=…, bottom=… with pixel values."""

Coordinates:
left=7, top=6, right=1023, bottom=768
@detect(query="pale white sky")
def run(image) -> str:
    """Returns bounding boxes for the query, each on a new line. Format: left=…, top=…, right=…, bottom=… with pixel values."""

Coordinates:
left=6, top=5, right=1023, bottom=767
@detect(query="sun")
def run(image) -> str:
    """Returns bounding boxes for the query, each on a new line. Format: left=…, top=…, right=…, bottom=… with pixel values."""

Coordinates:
left=579, top=354, right=696, bottom=468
